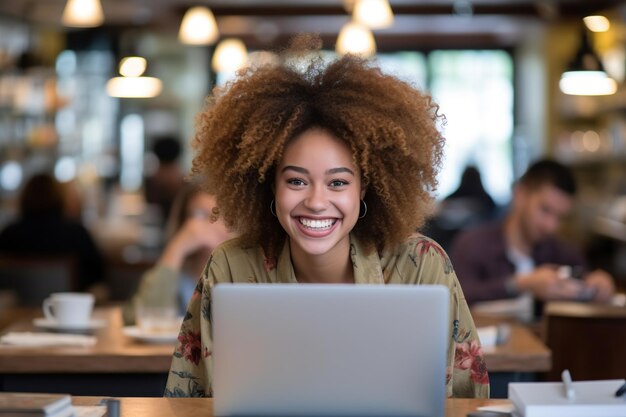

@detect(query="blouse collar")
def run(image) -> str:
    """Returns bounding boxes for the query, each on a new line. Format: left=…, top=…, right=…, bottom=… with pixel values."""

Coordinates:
left=275, top=234, right=384, bottom=284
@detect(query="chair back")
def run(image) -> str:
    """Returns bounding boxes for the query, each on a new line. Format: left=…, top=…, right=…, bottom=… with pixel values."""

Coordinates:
left=0, top=255, right=77, bottom=306
left=544, top=301, right=626, bottom=381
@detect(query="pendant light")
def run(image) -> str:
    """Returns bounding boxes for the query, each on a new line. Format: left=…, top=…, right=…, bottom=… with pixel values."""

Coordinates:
left=336, top=22, right=376, bottom=57
left=559, top=28, right=617, bottom=96
left=179, top=6, right=219, bottom=45
left=106, top=57, right=162, bottom=98
left=62, top=0, right=104, bottom=27
left=353, top=0, right=394, bottom=29
left=583, top=15, right=610, bottom=33
left=212, top=39, right=248, bottom=73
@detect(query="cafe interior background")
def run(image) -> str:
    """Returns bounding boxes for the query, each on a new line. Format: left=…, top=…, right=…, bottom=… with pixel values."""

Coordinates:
left=0, top=0, right=625, bottom=301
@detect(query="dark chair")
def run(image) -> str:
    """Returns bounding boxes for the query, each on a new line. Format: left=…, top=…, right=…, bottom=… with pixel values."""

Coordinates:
left=543, top=301, right=626, bottom=381
left=105, top=259, right=153, bottom=301
left=0, top=256, right=77, bottom=306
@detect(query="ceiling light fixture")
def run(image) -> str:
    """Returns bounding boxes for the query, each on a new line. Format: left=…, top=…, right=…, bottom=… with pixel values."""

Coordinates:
left=62, top=0, right=104, bottom=27
left=352, top=0, right=394, bottom=29
left=179, top=6, right=219, bottom=45
left=583, top=15, right=611, bottom=33
left=106, top=56, right=162, bottom=98
left=336, top=22, right=376, bottom=57
left=212, top=38, right=249, bottom=73
left=559, top=28, right=617, bottom=96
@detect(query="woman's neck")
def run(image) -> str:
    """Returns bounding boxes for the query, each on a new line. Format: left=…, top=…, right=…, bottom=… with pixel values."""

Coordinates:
left=290, top=239, right=354, bottom=284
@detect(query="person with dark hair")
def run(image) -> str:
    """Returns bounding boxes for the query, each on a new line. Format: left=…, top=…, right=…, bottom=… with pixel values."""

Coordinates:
left=423, top=165, right=497, bottom=251
left=450, top=158, right=615, bottom=311
left=123, top=182, right=237, bottom=324
left=446, top=166, right=496, bottom=212
left=165, top=36, right=488, bottom=399
left=144, top=135, right=186, bottom=224
left=0, top=172, right=106, bottom=293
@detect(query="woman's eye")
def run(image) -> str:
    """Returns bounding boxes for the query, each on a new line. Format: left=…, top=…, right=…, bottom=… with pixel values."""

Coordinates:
left=330, top=179, right=348, bottom=188
left=287, top=178, right=306, bottom=186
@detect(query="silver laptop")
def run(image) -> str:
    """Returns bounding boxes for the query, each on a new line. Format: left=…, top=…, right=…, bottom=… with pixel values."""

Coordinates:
left=212, top=284, right=449, bottom=417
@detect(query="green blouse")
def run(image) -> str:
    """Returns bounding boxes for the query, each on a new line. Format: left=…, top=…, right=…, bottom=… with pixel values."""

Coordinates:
left=164, top=234, right=490, bottom=398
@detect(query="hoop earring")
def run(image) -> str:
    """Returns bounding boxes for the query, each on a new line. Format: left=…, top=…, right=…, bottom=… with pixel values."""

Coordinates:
left=270, top=199, right=277, bottom=217
left=359, top=200, right=367, bottom=219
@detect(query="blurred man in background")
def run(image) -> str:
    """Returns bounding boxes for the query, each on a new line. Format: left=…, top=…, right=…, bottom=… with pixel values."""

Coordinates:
left=450, top=159, right=615, bottom=317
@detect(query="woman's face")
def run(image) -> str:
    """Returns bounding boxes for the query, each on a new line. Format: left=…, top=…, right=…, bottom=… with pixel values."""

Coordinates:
left=274, top=128, right=364, bottom=259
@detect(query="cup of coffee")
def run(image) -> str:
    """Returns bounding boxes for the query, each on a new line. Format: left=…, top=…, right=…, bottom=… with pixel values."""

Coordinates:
left=43, top=292, right=95, bottom=326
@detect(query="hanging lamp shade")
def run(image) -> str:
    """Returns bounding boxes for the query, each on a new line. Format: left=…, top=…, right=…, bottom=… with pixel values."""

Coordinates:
left=336, top=22, right=376, bottom=57
left=106, top=56, right=162, bottom=98
left=559, top=28, right=617, bottom=96
left=179, top=6, right=219, bottom=45
left=62, top=0, right=104, bottom=27
left=353, top=0, right=394, bottom=29
left=583, top=15, right=610, bottom=33
left=212, top=38, right=248, bottom=73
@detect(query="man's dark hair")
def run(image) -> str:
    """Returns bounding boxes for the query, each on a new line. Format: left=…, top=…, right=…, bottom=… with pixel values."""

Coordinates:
left=518, top=159, right=576, bottom=196
left=152, top=136, right=181, bottom=163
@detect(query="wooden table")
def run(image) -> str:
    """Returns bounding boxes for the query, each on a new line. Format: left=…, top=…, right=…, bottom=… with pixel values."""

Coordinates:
left=481, top=324, right=551, bottom=373
left=0, top=306, right=551, bottom=398
left=72, top=396, right=512, bottom=417
left=0, top=306, right=174, bottom=396
left=473, top=317, right=551, bottom=398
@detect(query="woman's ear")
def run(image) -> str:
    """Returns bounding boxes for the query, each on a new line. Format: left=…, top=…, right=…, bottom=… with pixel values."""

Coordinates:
left=360, top=187, right=367, bottom=200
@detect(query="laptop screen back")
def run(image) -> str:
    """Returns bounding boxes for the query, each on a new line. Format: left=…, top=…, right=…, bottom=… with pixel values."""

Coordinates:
left=212, top=284, right=449, bottom=417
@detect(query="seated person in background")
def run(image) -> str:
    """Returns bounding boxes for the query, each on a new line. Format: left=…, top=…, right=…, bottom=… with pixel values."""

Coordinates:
left=423, top=165, right=498, bottom=251
left=445, top=165, right=497, bottom=218
left=123, top=182, right=237, bottom=324
left=450, top=159, right=615, bottom=313
left=144, top=135, right=186, bottom=225
left=165, top=36, right=488, bottom=399
left=0, top=172, right=106, bottom=295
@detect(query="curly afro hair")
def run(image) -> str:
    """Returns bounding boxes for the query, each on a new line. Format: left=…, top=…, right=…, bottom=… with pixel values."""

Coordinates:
left=191, top=40, right=445, bottom=257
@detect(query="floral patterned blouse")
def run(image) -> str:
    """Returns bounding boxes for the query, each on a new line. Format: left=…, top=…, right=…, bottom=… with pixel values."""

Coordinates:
left=164, top=234, right=490, bottom=398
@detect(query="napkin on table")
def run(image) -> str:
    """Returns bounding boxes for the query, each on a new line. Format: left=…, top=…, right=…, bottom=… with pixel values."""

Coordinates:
left=0, top=331, right=96, bottom=347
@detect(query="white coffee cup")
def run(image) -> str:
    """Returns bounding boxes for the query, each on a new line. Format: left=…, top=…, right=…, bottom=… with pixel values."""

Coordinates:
left=42, top=292, right=95, bottom=326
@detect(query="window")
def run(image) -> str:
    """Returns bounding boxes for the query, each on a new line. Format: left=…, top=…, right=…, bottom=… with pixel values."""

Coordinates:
left=216, top=49, right=514, bottom=204
left=428, top=50, right=513, bottom=204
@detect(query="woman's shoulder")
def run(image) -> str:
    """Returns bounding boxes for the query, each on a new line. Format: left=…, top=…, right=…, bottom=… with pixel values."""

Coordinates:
left=391, top=233, right=449, bottom=259
left=382, top=233, right=455, bottom=285
left=208, top=237, right=269, bottom=283
left=212, top=237, right=263, bottom=261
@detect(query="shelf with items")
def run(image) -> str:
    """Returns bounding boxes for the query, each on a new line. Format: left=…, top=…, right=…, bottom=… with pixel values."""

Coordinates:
left=557, top=78, right=626, bottom=122
left=0, top=68, right=72, bottom=183
left=554, top=118, right=626, bottom=164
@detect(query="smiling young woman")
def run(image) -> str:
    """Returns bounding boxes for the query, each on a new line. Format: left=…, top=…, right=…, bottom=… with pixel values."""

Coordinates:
left=165, top=35, right=489, bottom=399
left=274, top=128, right=365, bottom=283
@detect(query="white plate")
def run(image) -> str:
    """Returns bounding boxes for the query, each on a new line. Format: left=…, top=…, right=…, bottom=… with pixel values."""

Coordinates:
left=33, top=317, right=107, bottom=332
left=122, top=326, right=179, bottom=344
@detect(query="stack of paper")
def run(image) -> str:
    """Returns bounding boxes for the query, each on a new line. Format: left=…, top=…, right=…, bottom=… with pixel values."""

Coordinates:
left=0, top=392, right=73, bottom=417
left=509, top=379, right=626, bottom=417
left=0, top=332, right=96, bottom=347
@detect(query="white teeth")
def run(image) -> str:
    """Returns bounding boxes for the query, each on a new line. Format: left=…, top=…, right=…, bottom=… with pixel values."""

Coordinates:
left=300, top=218, right=334, bottom=230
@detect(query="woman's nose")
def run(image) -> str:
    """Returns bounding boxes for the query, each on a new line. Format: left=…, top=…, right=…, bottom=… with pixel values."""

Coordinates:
left=303, top=185, right=328, bottom=211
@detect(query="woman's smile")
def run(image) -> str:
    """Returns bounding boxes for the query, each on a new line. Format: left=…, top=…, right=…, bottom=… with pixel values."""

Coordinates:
left=296, top=216, right=339, bottom=236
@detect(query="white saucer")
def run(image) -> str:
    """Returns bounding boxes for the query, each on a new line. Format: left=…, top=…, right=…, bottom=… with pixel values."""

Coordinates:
left=33, top=317, right=107, bottom=332
left=122, top=326, right=179, bottom=344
